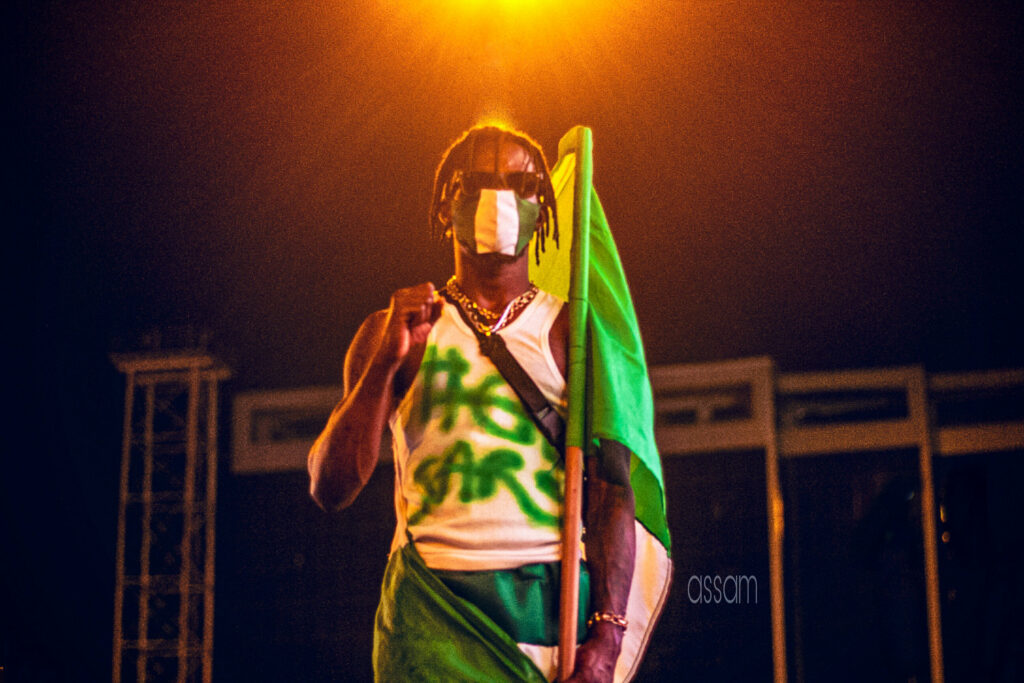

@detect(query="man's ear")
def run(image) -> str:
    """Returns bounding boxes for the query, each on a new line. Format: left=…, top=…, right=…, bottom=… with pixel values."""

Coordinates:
left=437, top=199, right=452, bottom=229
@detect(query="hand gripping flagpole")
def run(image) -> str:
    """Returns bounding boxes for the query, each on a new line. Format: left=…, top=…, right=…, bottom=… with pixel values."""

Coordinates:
left=558, top=125, right=593, bottom=681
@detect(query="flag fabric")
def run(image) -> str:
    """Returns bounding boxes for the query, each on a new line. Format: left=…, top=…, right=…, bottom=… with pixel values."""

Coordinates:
left=532, top=126, right=672, bottom=682
left=374, top=541, right=550, bottom=682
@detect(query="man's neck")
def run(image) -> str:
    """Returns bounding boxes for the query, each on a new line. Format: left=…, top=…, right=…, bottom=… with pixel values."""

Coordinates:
left=453, top=247, right=532, bottom=313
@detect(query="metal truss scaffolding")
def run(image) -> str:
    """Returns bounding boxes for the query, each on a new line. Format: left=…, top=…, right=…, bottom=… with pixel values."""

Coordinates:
left=111, top=352, right=230, bottom=683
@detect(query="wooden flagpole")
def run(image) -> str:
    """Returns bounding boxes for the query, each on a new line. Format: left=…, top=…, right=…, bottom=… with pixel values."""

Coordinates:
left=558, top=445, right=585, bottom=678
left=558, top=126, right=593, bottom=680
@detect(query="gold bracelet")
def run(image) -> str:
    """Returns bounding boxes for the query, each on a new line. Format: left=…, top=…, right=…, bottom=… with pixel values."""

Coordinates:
left=587, top=611, right=628, bottom=630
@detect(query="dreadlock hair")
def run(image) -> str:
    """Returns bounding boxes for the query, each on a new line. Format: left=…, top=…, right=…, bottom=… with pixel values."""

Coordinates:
left=429, top=125, right=559, bottom=265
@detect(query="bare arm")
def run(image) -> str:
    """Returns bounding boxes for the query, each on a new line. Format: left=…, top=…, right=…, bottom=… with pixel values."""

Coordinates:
left=307, top=283, right=441, bottom=511
left=547, top=305, right=636, bottom=682
left=568, top=441, right=636, bottom=683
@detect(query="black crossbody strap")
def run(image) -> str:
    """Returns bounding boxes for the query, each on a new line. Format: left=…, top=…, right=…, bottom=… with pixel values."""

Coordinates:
left=440, top=288, right=566, bottom=454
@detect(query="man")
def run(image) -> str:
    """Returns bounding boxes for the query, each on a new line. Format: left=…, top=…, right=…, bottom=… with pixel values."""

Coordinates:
left=308, top=125, right=635, bottom=682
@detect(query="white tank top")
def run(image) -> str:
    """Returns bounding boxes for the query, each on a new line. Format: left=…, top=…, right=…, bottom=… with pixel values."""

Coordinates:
left=388, top=290, right=567, bottom=570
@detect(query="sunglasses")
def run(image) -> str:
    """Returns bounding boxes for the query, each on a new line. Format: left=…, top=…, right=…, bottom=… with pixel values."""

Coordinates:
left=453, top=170, right=544, bottom=199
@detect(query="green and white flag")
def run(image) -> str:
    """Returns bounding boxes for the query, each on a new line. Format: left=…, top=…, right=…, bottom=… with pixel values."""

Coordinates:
left=532, top=126, right=672, bottom=682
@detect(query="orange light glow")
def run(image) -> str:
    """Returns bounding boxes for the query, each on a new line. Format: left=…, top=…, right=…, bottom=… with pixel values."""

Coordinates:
left=379, top=0, right=626, bottom=101
left=474, top=108, right=516, bottom=131
left=396, top=0, right=621, bottom=39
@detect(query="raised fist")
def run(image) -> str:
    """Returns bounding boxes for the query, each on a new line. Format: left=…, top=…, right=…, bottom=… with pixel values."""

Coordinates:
left=377, top=282, right=442, bottom=368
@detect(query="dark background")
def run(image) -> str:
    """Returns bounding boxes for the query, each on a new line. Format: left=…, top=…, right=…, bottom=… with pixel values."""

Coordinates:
left=7, top=0, right=1022, bottom=680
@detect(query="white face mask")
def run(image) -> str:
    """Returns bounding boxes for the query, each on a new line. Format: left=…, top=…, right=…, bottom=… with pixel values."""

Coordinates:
left=452, top=189, right=540, bottom=257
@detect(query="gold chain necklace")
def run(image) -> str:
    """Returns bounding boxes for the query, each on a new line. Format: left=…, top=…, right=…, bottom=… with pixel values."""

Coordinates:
left=445, top=275, right=539, bottom=335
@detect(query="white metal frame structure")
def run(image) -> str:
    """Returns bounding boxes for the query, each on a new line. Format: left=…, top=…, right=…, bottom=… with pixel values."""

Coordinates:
left=651, top=357, right=787, bottom=682
left=111, top=352, right=230, bottom=683
left=776, top=365, right=944, bottom=683
left=929, top=369, right=1024, bottom=457
left=653, top=358, right=1024, bottom=683
left=231, top=385, right=342, bottom=474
